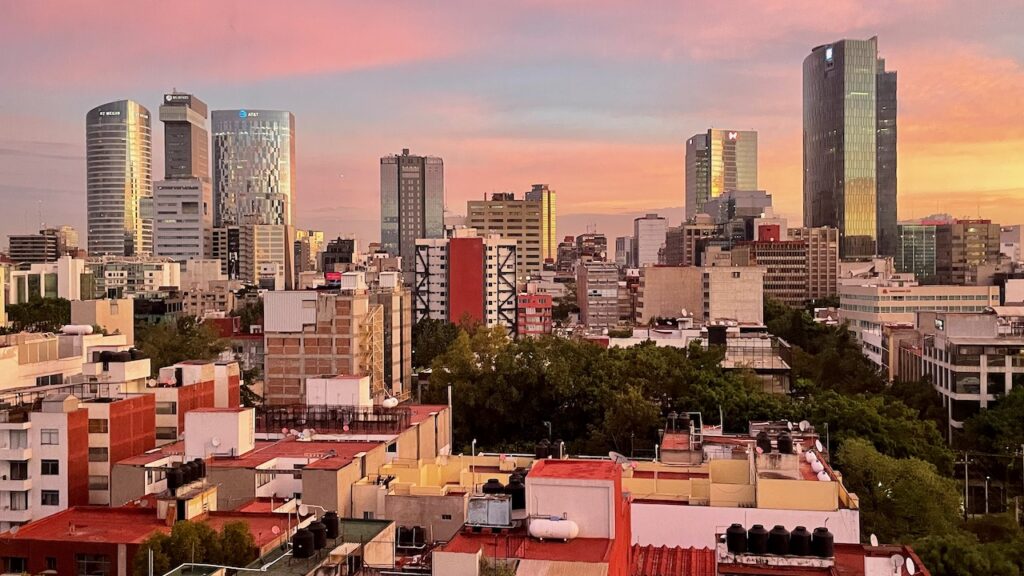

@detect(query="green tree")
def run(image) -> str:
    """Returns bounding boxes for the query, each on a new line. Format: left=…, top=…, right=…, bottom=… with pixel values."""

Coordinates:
left=5, top=297, right=71, bottom=333
left=551, top=282, right=579, bottom=323
left=164, top=521, right=222, bottom=568
left=240, top=366, right=263, bottom=407
left=837, top=438, right=961, bottom=543
left=411, top=318, right=460, bottom=369
left=231, top=300, right=264, bottom=332
left=913, top=531, right=1023, bottom=576
left=219, top=521, right=258, bottom=567
left=132, top=533, right=171, bottom=576
left=136, top=316, right=227, bottom=375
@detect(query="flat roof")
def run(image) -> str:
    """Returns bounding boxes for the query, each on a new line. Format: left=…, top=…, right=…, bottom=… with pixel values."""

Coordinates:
left=443, top=530, right=614, bottom=563
left=408, top=404, right=447, bottom=424
left=189, top=407, right=248, bottom=413
left=116, top=438, right=380, bottom=471
left=528, top=459, right=620, bottom=481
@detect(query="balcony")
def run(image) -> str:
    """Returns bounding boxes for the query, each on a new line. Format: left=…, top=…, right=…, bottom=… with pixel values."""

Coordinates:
left=0, top=507, right=33, bottom=523
left=0, top=448, right=32, bottom=461
left=0, top=476, right=32, bottom=492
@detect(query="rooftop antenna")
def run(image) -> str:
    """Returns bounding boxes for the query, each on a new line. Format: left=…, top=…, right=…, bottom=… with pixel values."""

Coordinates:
left=906, top=557, right=917, bottom=575
left=798, top=420, right=810, bottom=432
left=609, top=451, right=636, bottom=470
left=889, top=554, right=905, bottom=576
left=869, top=533, right=879, bottom=547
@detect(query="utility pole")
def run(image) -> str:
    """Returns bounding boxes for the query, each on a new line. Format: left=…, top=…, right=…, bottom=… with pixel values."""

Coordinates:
left=956, top=453, right=970, bottom=520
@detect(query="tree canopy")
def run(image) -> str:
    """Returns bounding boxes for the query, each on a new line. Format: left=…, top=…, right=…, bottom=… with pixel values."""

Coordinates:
left=5, top=297, right=71, bottom=333
left=132, top=520, right=257, bottom=576
left=135, top=316, right=227, bottom=376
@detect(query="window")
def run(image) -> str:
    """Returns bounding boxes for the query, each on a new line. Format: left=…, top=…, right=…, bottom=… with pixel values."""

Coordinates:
left=76, top=554, right=111, bottom=576
left=35, top=373, right=63, bottom=386
left=41, top=490, right=59, bottom=506
left=9, top=461, right=28, bottom=481
left=41, top=459, right=59, bottom=475
left=441, top=514, right=452, bottom=520
left=45, top=557, right=57, bottom=571
left=5, top=558, right=26, bottom=573
left=155, top=402, right=177, bottom=415
left=40, top=429, right=59, bottom=445
left=88, top=476, right=109, bottom=490
left=386, top=443, right=397, bottom=454
left=9, top=491, right=27, bottom=511
left=88, top=448, right=108, bottom=462
left=10, top=430, right=27, bottom=449
left=363, top=511, right=375, bottom=519
left=88, top=419, right=109, bottom=433
left=156, top=427, right=179, bottom=440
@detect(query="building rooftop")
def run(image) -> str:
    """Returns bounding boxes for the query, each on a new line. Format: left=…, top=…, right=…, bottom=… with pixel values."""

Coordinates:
left=631, top=545, right=716, bottom=576
left=117, top=437, right=381, bottom=471
left=528, top=459, right=620, bottom=481
left=443, top=530, right=615, bottom=564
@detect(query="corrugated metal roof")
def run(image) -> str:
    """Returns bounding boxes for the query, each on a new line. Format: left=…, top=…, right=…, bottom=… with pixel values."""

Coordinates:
left=630, top=545, right=716, bottom=576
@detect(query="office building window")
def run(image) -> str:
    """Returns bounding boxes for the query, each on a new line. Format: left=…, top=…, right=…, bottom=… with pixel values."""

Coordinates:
left=156, top=427, right=178, bottom=440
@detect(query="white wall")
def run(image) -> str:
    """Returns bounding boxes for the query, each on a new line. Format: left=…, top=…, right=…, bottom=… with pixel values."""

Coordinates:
left=630, top=503, right=860, bottom=548
left=526, top=478, right=614, bottom=539
left=306, top=376, right=371, bottom=408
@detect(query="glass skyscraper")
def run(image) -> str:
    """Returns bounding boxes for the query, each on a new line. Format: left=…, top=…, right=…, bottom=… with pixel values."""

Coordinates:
left=211, top=109, right=295, bottom=227
left=896, top=224, right=938, bottom=283
left=803, top=37, right=897, bottom=259
left=380, top=149, right=444, bottom=281
left=685, top=129, right=757, bottom=221
left=86, top=100, right=153, bottom=256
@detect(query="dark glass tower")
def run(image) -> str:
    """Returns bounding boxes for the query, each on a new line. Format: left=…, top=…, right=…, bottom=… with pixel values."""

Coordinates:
left=803, top=37, right=897, bottom=258
left=380, top=149, right=444, bottom=281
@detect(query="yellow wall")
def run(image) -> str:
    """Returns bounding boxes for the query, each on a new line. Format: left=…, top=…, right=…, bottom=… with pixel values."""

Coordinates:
left=757, top=478, right=838, bottom=511
left=710, top=459, right=750, bottom=485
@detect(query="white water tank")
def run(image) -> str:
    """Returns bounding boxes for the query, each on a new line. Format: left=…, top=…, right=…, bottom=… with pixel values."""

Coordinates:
left=382, top=397, right=399, bottom=409
left=528, top=518, right=579, bottom=541
left=61, top=325, right=94, bottom=335
left=811, top=461, right=825, bottom=473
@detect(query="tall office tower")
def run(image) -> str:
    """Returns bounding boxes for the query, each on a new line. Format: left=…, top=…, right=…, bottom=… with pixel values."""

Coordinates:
left=525, top=184, right=557, bottom=262
left=577, top=262, right=620, bottom=329
left=896, top=223, right=938, bottom=283
left=615, top=236, right=634, bottom=268
left=467, top=187, right=556, bottom=281
left=154, top=93, right=213, bottom=268
left=685, top=129, right=758, bottom=220
left=212, top=109, right=296, bottom=227
left=293, top=229, right=325, bottom=276
left=935, top=219, right=1002, bottom=285
left=632, top=213, right=668, bottom=268
left=804, top=37, right=898, bottom=258
left=86, top=100, right=153, bottom=256
left=8, top=229, right=60, bottom=263
left=380, top=149, right=444, bottom=281
left=875, top=59, right=898, bottom=257
left=321, top=237, right=357, bottom=273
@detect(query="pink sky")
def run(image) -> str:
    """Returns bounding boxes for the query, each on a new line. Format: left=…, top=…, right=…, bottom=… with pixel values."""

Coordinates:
left=1, top=0, right=1022, bottom=243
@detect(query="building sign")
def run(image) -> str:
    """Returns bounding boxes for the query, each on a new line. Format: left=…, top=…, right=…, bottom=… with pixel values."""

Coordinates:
left=727, top=132, right=738, bottom=140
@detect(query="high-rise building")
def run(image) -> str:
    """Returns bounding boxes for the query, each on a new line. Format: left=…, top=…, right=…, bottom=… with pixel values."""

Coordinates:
left=804, top=37, right=897, bottom=258
left=632, top=214, right=668, bottom=268
left=615, top=236, right=634, bottom=268
left=577, top=262, right=619, bottom=329
left=293, top=229, right=325, bottom=276
left=321, top=238, right=357, bottom=273
left=576, top=233, right=608, bottom=264
left=896, top=224, right=938, bottom=283
left=685, top=129, right=758, bottom=220
left=212, top=109, right=295, bottom=227
left=8, top=230, right=60, bottom=264
left=663, top=215, right=717, bottom=267
left=380, top=149, right=444, bottom=281
left=790, top=226, right=841, bottom=301
left=414, top=230, right=517, bottom=331
left=935, top=219, right=1002, bottom=285
left=154, top=93, right=212, bottom=268
left=526, top=184, right=557, bottom=263
left=86, top=100, right=153, bottom=256
left=466, top=186, right=557, bottom=282
left=1001, top=225, right=1023, bottom=263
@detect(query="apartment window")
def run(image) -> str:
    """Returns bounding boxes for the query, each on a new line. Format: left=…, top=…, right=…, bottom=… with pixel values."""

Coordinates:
left=41, top=459, right=59, bottom=475
left=5, top=558, right=26, bottom=573
left=363, top=511, right=375, bottom=519
left=88, top=419, right=109, bottom=433
left=386, top=443, right=398, bottom=454
left=10, top=430, right=27, bottom=449
left=76, top=554, right=111, bottom=576
left=9, top=461, right=28, bottom=481
left=156, top=402, right=177, bottom=415
left=40, top=429, right=59, bottom=445
left=89, top=475, right=109, bottom=490
left=9, top=491, right=27, bottom=511
left=41, top=490, right=59, bottom=506
left=156, top=427, right=179, bottom=440
left=441, top=514, right=453, bottom=520
left=88, top=448, right=108, bottom=462
left=35, top=373, right=63, bottom=386
left=45, top=557, right=57, bottom=571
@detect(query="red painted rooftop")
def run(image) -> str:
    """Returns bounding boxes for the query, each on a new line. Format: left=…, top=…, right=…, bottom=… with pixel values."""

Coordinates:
left=0, top=506, right=289, bottom=549
left=630, top=545, right=716, bottom=576
left=116, top=438, right=380, bottom=471
left=443, top=530, right=614, bottom=563
left=189, top=407, right=248, bottom=413
left=407, top=404, right=447, bottom=424
left=528, top=459, right=620, bottom=481
left=716, top=543, right=930, bottom=576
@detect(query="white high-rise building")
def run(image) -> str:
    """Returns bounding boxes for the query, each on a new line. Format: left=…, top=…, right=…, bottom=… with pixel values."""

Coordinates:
left=632, top=214, right=668, bottom=268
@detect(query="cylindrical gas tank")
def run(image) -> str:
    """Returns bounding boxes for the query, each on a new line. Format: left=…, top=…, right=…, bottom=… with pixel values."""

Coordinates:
left=528, top=518, right=579, bottom=541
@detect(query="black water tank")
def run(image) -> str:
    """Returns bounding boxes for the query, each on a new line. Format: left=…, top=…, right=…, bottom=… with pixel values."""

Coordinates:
left=777, top=433, right=794, bottom=455
left=412, top=526, right=425, bottom=546
left=99, top=351, right=113, bottom=369
left=725, top=524, right=747, bottom=554
left=114, top=351, right=133, bottom=362
left=812, top=527, right=834, bottom=558
left=747, top=524, right=769, bottom=554
left=323, top=511, right=340, bottom=539
left=768, top=525, right=790, bottom=555
left=181, top=462, right=195, bottom=484
left=789, top=526, right=812, bottom=556
left=482, top=479, right=505, bottom=495
left=535, top=439, right=551, bottom=459
left=309, top=521, right=327, bottom=550
left=756, top=431, right=772, bottom=454
left=678, top=414, right=691, bottom=432
left=506, top=478, right=526, bottom=510
left=292, top=528, right=315, bottom=559
left=167, top=466, right=184, bottom=493
left=193, top=458, right=206, bottom=479
left=130, top=348, right=144, bottom=360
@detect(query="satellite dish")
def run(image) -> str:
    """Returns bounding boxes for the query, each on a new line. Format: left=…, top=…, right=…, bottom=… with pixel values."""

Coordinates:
left=799, top=420, right=810, bottom=432
left=786, top=421, right=793, bottom=431
left=811, top=461, right=825, bottom=473
left=608, top=451, right=631, bottom=465
left=755, top=446, right=764, bottom=455
left=281, top=427, right=289, bottom=435
left=382, top=397, right=399, bottom=409
left=890, top=554, right=905, bottom=572
left=817, top=471, right=830, bottom=482
left=9, top=526, right=18, bottom=535
left=906, top=557, right=917, bottom=575
left=869, top=534, right=879, bottom=547
left=211, top=437, right=222, bottom=448
left=814, top=439, right=824, bottom=452
left=298, top=504, right=310, bottom=516
left=805, top=451, right=818, bottom=463
left=271, top=526, right=281, bottom=535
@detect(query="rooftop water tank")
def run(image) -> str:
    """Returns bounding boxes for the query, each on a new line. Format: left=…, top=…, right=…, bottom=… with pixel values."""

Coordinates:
left=789, top=526, right=812, bottom=556
left=725, top=524, right=747, bottom=554
left=529, top=518, right=579, bottom=541
left=747, top=525, right=769, bottom=554
left=812, top=527, right=834, bottom=558
left=292, top=528, right=315, bottom=559
left=308, top=521, right=327, bottom=550
left=768, top=525, right=790, bottom=555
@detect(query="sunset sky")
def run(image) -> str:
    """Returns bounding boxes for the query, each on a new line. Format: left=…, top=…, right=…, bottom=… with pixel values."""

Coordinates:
left=1, top=0, right=1022, bottom=245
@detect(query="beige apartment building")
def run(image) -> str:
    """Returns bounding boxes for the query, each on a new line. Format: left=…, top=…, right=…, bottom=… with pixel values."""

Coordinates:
left=467, top=185, right=555, bottom=282
left=636, top=266, right=703, bottom=324
left=790, top=226, right=840, bottom=301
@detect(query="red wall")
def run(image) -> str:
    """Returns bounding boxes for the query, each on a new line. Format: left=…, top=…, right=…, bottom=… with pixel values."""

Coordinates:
left=0, top=539, right=138, bottom=576
left=758, top=224, right=781, bottom=242
left=108, top=395, right=156, bottom=467
left=66, top=409, right=90, bottom=506
left=176, top=380, right=217, bottom=431
left=228, top=374, right=241, bottom=408
left=448, top=237, right=484, bottom=325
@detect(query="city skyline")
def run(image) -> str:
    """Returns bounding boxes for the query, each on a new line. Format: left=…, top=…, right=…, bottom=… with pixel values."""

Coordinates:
left=2, top=1, right=1022, bottom=246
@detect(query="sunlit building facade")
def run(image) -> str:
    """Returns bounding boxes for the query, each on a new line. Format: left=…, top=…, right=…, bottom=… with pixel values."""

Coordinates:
left=896, top=224, right=938, bottom=283
left=86, top=100, right=153, bottom=256
left=685, top=129, right=757, bottom=220
left=804, top=37, right=897, bottom=259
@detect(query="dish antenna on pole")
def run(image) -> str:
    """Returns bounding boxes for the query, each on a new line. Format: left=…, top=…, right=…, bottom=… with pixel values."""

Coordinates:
left=890, top=554, right=905, bottom=575
left=869, top=534, right=878, bottom=547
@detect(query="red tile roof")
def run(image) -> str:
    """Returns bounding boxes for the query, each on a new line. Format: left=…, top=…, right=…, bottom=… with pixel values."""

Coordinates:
left=631, top=545, right=716, bottom=576
left=529, top=459, right=620, bottom=481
